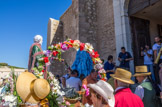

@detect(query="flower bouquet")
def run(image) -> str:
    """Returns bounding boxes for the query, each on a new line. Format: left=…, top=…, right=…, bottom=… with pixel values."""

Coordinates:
left=0, top=69, right=22, bottom=107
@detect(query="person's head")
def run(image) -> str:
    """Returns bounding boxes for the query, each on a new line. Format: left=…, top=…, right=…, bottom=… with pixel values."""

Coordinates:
left=108, top=55, right=113, bottom=62
left=34, top=35, right=43, bottom=45
left=71, top=70, right=78, bottom=77
left=90, top=69, right=98, bottom=81
left=121, top=47, right=126, bottom=53
left=155, top=36, right=160, bottom=43
left=136, top=76, right=147, bottom=83
left=88, top=80, right=115, bottom=107
left=90, top=88, right=108, bottom=106
left=145, top=45, right=150, bottom=50
left=80, top=74, right=85, bottom=81
left=56, top=75, right=60, bottom=79
left=133, top=66, right=151, bottom=83
left=114, top=79, right=129, bottom=89
left=101, top=59, right=104, bottom=64
left=62, top=77, right=66, bottom=85
left=67, top=69, right=71, bottom=75
left=110, top=68, right=134, bottom=89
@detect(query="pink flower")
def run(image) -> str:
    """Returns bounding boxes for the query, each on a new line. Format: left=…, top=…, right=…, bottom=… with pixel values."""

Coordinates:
left=82, top=85, right=90, bottom=96
left=66, top=101, right=71, bottom=106
left=61, top=43, right=69, bottom=50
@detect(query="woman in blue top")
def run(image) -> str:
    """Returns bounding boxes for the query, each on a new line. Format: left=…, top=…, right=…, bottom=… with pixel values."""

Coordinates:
left=104, top=55, right=115, bottom=80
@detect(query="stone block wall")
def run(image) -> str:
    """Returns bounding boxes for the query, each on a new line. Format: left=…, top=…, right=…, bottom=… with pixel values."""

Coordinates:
left=48, top=0, right=116, bottom=76
left=96, top=0, right=116, bottom=61
left=49, top=0, right=79, bottom=76
left=79, top=0, right=98, bottom=50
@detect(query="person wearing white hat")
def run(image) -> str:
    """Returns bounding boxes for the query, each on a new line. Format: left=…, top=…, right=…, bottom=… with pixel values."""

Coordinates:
left=28, top=35, right=44, bottom=72
left=88, top=80, right=115, bottom=107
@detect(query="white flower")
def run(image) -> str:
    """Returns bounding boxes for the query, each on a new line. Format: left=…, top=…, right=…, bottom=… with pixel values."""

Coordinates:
left=84, top=43, right=94, bottom=52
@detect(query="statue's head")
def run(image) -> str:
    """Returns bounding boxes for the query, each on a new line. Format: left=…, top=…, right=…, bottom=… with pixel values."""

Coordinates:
left=34, top=35, right=43, bottom=45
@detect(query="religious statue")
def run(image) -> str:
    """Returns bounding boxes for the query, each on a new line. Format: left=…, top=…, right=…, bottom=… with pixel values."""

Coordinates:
left=28, top=35, right=44, bottom=72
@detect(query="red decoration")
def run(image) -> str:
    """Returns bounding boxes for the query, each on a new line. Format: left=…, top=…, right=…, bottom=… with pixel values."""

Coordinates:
left=44, top=57, right=49, bottom=63
left=101, top=78, right=106, bottom=81
left=53, top=51, right=58, bottom=56
left=42, top=70, right=45, bottom=72
left=80, top=43, right=85, bottom=51
left=92, top=50, right=99, bottom=58
left=70, top=40, right=74, bottom=43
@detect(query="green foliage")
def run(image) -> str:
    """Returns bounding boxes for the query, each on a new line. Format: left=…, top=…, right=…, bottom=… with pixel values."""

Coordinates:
left=46, top=92, right=59, bottom=107
left=0, top=63, right=8, bottom=66
left=11, top=69, right=23, bottom=105
left=0, top=63, right=25, bottom=69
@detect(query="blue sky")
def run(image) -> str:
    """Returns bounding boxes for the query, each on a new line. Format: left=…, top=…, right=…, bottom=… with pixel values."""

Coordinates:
left=0, top=0, right=72, bottom=68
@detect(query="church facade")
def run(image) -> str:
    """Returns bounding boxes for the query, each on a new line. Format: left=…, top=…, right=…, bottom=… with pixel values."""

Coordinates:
left=47, top=0, right=162, bottom=75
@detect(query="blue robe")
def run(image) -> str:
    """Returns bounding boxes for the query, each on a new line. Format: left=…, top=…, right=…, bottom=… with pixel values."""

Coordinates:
left=71, top=49, right=93, bottom=77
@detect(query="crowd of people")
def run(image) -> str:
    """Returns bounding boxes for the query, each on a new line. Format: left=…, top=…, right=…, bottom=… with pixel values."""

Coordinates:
left=57, top=66, right=162, bottom=107
left=54, top=36, right=162, bottom=107
left=29, top=35, right=162, bottom=107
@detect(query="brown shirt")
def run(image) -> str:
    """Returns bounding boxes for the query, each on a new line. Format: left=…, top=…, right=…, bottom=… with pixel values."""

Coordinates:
left=82, top=75, right=97, bottom=105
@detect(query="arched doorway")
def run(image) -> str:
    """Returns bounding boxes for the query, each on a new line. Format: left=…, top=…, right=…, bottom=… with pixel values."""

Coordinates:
left=128, top=0, right=162, bottom=65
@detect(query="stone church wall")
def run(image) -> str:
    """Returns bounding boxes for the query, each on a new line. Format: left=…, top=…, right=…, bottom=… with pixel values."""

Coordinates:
left=96, top=0, right=116, bottom=61
left=48, top=0, right=116, bottom=75
left=49, top=0, right=79, bottom=75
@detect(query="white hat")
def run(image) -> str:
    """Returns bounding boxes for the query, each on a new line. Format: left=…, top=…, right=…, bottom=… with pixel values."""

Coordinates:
left=88, top=80, right=115, bottom=107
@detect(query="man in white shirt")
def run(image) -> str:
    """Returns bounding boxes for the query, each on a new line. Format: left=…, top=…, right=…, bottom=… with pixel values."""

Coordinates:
left=66, top=70, right=82, bottom=91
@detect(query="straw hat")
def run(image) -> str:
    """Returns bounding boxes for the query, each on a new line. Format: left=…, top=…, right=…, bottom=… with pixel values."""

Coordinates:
left=16, top=72, right=50, bottom=104
left=133, top=66, right=151, bottom=77
left=110, top=68, right=134, bottom=84
left=88, top=80, right=115, bottom=107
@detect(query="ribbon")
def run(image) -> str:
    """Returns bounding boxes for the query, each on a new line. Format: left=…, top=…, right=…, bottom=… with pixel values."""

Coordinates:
left=82, top=85, right=90, bottom=96
left=39, top=98, right=49, bottom=107
left=24, top=79, right=49, bottom=107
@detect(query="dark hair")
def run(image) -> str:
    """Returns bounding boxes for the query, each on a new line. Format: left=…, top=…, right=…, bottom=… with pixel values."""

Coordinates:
left=121, top=47, right=125, bottom=50
left=108, top=55, right=113, bottom=61
left=71, top=70, right=79, bottom=76
left=91, top=69, right=98, bottom=74
left=101, top=59, right=104, bottom=63
left=80, top=74, right=85, bottom=77
left=56, top=75, right=60, bottom=78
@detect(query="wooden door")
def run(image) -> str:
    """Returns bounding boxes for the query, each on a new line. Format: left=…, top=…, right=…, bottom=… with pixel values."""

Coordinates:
left=130, top=17, right=151, bottom=66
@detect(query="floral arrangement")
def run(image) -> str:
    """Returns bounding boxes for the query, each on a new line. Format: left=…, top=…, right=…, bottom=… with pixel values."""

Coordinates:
left=30, top=39, right=106, bottom=106
left=47, top=72, right=65, bottom=107
left=0, top=69, right=22, bottom=107
left=34, top=39, right=106, bottom=80
left=94, top=63, right=107, bottom=81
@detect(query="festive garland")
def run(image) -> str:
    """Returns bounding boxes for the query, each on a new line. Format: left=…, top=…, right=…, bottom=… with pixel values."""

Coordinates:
left=35, top=39, right=107, bottom=81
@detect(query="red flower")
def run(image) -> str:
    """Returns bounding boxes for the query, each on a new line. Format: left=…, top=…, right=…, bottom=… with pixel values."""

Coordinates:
left=101, top=78, right=106, bottom=81
left=44, top=57, right=49, bottom=63
left=42, top=70, right=45, bottom=72
left=68, top=44, right=73, bottom=48
left=70, top=40, right=74, bottom=43
left=53, top=51, right=58, bottom=56
left=92, top=51, right=99, bottom=58
left=80, top=43, right=85, bottom=51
